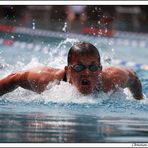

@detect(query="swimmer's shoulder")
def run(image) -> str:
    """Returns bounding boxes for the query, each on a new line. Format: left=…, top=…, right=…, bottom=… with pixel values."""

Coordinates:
left=26, top=66, right=64, bottom=73
left=100, top=66, right=129, bottom=92
left=102, top=66, right=129, bottom=76
left=24, top=66, right=65, bottom=81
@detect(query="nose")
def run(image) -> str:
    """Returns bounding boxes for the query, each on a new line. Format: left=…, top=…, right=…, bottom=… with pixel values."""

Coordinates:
left=82, top=68, right=90, bottom=75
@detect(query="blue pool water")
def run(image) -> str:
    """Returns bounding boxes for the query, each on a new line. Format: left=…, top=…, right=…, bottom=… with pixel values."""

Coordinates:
left=0, top=28, right=148, bottom=143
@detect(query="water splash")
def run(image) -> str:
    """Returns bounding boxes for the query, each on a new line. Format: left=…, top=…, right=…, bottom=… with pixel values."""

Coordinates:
left=0, top=55, right=148, bottom=117
left=62, top=22, right=67, bottom=32
left=0, top=33, right=147, bottom=118
left=1, top=79, right=148, bottom=118
left=32, top=19, right=36, bottom=30
left=46, top=38, right=79, bottom=68
left=56, top=38, right=79, bottom=51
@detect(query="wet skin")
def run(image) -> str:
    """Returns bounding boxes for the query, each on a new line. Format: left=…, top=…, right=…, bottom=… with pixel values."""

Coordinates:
left=65, top=53, right=102, bottom=94
left=0, top=55, right=144, bottom=100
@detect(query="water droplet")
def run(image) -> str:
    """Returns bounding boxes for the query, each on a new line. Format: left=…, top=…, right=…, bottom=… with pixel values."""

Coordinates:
left=95, top=7, right=97, bottom=10
left=105, top=28, right=107, bottom=33
left=62, top=22, right=67, bottom=32
left=32, top=19, right=36, bottom=30
left=98, top=21, right=100, bottom=24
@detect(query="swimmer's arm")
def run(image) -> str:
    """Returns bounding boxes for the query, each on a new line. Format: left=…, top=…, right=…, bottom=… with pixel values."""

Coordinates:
left=0, top=69, right=65, bottom=96
left=112, top=68, right=144, bottom=100
left=0, top=71, right=43, bottom=96
left=0, top=73, right=21, bottom=96
left=104, top=67, right=144, bottom=100
left=127, top=70, right=144, bottom=100
left=0, top=71, right=49, bottom=96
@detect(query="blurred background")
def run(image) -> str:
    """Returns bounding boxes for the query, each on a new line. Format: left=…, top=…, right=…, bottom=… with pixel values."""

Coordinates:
left=1, top=5, right=148, bottom=144
left=0, top=5, right=148, bottom=35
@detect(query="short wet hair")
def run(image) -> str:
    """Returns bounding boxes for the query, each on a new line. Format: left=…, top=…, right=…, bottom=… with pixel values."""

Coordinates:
left=67, top=42, right=101, bottom=65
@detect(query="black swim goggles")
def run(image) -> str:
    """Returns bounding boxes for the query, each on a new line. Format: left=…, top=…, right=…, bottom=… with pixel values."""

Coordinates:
left=69, top=64, right=102, bottom=72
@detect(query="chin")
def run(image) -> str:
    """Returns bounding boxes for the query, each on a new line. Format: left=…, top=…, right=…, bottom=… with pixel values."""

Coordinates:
left=79, top=87, right=93, bottom=95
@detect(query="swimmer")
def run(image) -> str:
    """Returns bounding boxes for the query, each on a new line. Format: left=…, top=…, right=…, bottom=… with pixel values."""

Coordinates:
left=0, top=42, right=144, bottom=100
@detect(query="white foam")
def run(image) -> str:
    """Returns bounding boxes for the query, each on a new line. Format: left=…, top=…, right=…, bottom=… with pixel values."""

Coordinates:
left=1, top=79, right=136, bottom=106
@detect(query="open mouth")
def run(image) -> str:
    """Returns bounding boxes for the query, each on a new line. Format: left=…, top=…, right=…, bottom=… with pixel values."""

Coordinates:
left=81, top=79, right=90, bottom=85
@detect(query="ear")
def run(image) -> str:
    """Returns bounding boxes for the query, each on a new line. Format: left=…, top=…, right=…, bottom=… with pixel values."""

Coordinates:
left=64, top=66, right=68, bottom=72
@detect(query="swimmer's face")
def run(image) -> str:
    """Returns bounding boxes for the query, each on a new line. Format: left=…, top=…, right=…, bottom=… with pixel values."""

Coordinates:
left=65, top=53, right=102, bottom=94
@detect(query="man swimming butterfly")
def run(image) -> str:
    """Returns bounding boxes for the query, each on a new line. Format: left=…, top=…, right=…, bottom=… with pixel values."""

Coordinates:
left=0, top=42, right=144, bottom=100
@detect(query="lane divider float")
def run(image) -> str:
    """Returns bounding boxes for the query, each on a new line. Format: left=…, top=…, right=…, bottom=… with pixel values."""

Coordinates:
left=0, top=25, right=148, bottom=70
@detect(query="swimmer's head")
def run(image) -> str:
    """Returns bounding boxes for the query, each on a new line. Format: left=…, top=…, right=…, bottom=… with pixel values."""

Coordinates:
left=65, top=42, right=102, bottom=94
left=67, top=42, right=101, bottom=65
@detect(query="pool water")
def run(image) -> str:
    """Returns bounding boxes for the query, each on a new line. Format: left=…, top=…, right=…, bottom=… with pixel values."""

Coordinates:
left=0, top=28, right=148, bottom=143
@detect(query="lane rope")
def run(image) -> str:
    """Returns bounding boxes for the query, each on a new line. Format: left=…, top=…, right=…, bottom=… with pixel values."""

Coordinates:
left=0, top=25, right=148, bottom=70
